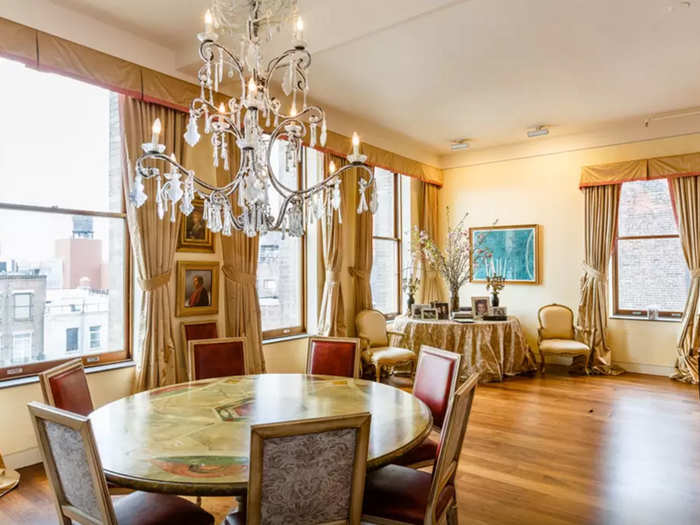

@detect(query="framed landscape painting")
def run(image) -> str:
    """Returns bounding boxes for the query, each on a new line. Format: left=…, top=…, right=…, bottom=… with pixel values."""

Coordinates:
left=470, top=224, right=540, bottom=284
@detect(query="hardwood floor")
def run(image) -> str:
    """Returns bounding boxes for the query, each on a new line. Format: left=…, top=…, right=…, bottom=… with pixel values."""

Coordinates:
left=1, top=366, right=698, bottom=524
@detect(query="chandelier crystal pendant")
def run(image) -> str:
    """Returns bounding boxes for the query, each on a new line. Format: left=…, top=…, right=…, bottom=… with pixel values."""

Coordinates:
left=131, top=0, right=376, bottom=238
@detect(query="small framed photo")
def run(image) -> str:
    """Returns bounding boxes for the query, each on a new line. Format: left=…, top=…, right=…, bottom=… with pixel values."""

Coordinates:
left=489, top=306, right=507, bottom=317
left=176, top=261, right=219, bottom=317
left=471, top=296, right=490, bottom=319
left=421, top=307, right=438, bottom=321
left=431, top=302, right=449, bottom=320
left=411, top=304, right=428, bottom=318
left=178, top=199, right=215, bottom=253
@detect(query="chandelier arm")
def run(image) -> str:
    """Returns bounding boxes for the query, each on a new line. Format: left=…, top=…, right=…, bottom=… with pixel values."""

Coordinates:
left=199, top=40, right=245, bottom=79
left=265, top=48, right=311, bottom=79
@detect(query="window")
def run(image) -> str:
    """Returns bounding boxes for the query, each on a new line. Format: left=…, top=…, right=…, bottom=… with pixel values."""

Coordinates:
left=11, top=333, right=32, bottom=364
left=66, top=328, right=79, bottom=352
left=13, top=293, right=32, bottom=320
left=89, top=325, right=102, bottom=349
left=256, top=139, right=305, bottom=339
left=613, top=179, right=690, bottom=319
left=370, top=169, right=412, bottom=318
left=0, top=57, right=129, bottom=380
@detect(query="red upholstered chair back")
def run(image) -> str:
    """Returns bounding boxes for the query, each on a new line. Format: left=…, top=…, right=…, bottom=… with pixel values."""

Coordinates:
left=39, top=359, right=94, bottom=417
left=182, top=321, right=219, bottom=346
left=413, top=345, right=461, bottom=429
left=187, top=337, right=249, bottom=381
left=306, top=337, right=361, bottom=378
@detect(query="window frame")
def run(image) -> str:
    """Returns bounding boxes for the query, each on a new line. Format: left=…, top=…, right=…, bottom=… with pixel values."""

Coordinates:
left=611, top=183, right=685, bottom=321
left=259, top=150, right=307, bottom=341
left=371, top=170, right=404, bottom=320
left=0, top=203, right=131, bottom=381
left=12, top=292, right=33, bottom=321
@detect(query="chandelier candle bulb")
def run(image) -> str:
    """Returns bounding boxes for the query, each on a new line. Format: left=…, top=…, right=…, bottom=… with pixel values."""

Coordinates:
left=352, top=132, right=360, bottom=156
left=204, top=10, right=213, bottom=34
left=329, top=160, right=336, bottom=174
left=151, top=118, right=161, bottom=147
left=295, top=16, right=304, bottom=40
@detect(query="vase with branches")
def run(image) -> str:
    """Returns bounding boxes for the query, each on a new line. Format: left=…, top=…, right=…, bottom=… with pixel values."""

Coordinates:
left=414, top=208, right=492, bottom=313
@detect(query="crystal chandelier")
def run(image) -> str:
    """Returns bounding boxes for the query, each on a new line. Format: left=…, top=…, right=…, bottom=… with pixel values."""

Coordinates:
left=131, top=0, right=376, bottom=238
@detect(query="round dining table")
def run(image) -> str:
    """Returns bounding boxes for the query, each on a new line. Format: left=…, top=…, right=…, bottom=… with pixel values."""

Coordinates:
left=90, top=373, right=432, bottom=496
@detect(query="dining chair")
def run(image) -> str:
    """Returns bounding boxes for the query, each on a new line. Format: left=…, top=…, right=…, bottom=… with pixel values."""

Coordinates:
left=38, top=359, right=132, bottom=496
left=355, top=309, right=416, bottom=382
left=537, top=303, right=591, bottom=374
left=227, top=412, right=372, bottom=525
left=181, top=320, right=219, bottom=348
left=187, top=337, right=249, bottom=381
left=39, top=359, right=94, bottom=417
left=394, top=345, right=461, bottom=469
left=362, top=373, right=479, bottom=525
left=306, top=336, right=362, bottom=378
left=27, top=402, right=214, bottom=525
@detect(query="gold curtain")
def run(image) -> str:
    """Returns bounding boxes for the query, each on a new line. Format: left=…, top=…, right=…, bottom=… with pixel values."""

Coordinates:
left=217, top=150, right=266, bottom=374
left=576, top=185, right=624, bottom=375
left=317, top=155, right=347, bottom=336
left=669, top=176, right=700, bottom=384
left=350, top=167, right=374, bottom=317
left=119, top=96, right=187, bottom=390
left=417, top=181, right=442, bottom=303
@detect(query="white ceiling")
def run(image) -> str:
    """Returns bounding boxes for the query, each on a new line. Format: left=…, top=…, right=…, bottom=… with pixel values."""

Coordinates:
left=48, top=0, right=700, bottom=156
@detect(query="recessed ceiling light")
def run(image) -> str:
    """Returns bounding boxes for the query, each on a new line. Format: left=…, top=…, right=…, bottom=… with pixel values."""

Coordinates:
left=450, top=139, right=470, bottom=151
left=527, top=125, right=549, bottom=138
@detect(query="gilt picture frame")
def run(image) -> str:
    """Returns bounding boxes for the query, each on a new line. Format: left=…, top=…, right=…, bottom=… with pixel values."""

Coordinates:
left=177, top=199, right=215, bottom=253
left=176, top=261, right=219, bottom=317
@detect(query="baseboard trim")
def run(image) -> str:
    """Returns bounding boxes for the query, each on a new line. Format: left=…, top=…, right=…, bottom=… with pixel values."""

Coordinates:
left=613, top=361, right=675, bottom=377
left=542, top=356, right=674, bottom=377
left=4, top=447, right=41, bottom=470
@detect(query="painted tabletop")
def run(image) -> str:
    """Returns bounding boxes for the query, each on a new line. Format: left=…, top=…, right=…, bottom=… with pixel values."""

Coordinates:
left=90, top=374, right=432, bottom=496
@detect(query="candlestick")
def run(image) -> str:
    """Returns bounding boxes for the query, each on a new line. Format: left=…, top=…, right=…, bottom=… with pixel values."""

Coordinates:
left=151, top=118, right=161, bottom=146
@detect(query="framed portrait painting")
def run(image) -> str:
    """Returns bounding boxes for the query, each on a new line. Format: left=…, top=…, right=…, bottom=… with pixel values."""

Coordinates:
left=178, top=199, right=214, bottom=253
left=176, top=261, right=219, bottom=317
left=470, top=224, right=540, bottom=284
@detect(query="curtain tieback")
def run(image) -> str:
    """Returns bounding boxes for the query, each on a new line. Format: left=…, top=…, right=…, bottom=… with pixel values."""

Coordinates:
left=138, top=271, right=171, bottom=291
left=691, top=268, right=700, bottom=279
left=349, top=267, right=369, bottom=280
left=325, top=268, right=342, bottom=284
left=222, top=265, right=256, bottom=285
left=583, top=263, right=604, bottom=280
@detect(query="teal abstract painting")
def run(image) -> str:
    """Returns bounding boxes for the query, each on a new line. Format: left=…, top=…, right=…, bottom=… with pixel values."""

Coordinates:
left=470, top=225, right=539, bottom=283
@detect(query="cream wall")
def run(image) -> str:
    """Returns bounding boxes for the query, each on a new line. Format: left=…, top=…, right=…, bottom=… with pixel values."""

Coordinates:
left=439, top=133, right=700, bottom=374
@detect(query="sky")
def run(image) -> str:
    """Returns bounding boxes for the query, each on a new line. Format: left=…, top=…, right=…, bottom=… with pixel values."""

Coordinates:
left=0, top=57, right=118, bottom=263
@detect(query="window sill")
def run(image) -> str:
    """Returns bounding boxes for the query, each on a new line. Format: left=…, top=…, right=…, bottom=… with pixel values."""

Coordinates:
left=262, top=333, right=309, bottom=345
left=0, top=360, right=135, bottom=390
left=609, top=315, right=682, bottom=323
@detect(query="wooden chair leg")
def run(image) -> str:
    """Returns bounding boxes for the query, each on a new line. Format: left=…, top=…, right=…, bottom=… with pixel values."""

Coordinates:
left=446, top=502, right=459, bottom=525
left=375, top=364, right=382, bottom=383
left=539, top=352, right=546, bottom=374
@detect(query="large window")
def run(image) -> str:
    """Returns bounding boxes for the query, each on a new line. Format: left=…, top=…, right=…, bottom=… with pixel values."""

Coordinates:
left=257, top=140, right=305, bottom=338
left=0, top=57, right=128, bottom=380
left=613, top=179, right=689, bottom=319
left=370, top=169, right=412, bottom=318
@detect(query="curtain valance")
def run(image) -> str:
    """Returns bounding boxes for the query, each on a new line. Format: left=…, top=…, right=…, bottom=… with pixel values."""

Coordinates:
left=0, top=16, right=442, bottom=186
left=580, top=153, right=700, bottom=188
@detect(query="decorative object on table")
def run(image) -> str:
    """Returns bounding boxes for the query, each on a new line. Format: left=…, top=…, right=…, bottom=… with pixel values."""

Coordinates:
left=421, top=308, right=438, bottom=321
left=176, top=260, right=220, bottom=317
left=489, top=306, right=508, bottom=317
left=411, top=304, right=429, bottom=319
left=177, top=198, right=215, bottom=252
left=471, top=296, right=490, bottom=319
left=414, top=209, right=492, bottom=313
left=431, top=302, right=450, bottom=320
left=452, top=310, right=473, bottom=321
left=470, top=224, right=540, bottom=284
left=129, top=1, right=376, bottom=240
left=537, top=303, right=591, bottom=374
left=485, top=274, right=506, bottom=307
left=0, top=452, right=19, bottom=498
left=402, top=273, right=420, bottom=315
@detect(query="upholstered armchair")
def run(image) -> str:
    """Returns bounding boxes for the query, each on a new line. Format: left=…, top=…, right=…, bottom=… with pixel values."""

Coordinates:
left=355, top=309, right=416, bottom=382
left=537, top=303, right=592, bottom=374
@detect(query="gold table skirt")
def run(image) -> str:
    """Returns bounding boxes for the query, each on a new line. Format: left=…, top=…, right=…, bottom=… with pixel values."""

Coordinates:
left=392, top=316, right=537, bottom=383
